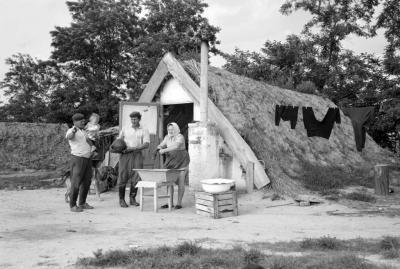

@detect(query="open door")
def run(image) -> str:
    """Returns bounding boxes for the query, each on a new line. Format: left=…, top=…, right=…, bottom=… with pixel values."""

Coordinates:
left=119, top=102, right=161, bottom=169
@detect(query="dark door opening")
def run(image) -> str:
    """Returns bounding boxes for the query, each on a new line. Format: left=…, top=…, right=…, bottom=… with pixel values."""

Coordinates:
left=162, top=103, right=194, bottom=149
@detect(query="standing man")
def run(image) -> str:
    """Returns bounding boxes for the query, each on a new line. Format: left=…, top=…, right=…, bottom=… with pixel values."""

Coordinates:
left=117, top=111, right=150, bottom=207
left=65, top=113, right=95, bottom=212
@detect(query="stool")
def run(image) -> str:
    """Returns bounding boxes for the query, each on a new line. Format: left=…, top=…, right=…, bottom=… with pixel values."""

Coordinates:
left=136, top=181, right=174, bottom=212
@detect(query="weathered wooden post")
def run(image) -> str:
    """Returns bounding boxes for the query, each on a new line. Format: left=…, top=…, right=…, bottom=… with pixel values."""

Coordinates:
left=246, top=162, right=255, bottom=193
left=200, top=40, right=208, bottom=122
left=374, top=164, right=390, bottom=195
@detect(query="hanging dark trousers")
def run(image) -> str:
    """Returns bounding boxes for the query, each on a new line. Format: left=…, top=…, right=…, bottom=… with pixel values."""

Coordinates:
left=275, top=105, right=299, bottom=129
left=302, top=107, right=341, bottom=139
left=342, top=107, right=374, bottom=152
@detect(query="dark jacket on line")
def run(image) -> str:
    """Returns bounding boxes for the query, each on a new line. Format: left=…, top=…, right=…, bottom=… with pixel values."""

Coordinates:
left=302, top=107, right=341, bottom=139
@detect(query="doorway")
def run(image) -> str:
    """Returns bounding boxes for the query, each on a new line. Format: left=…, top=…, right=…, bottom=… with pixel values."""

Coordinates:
left=162, top=103, right=194, bottom=149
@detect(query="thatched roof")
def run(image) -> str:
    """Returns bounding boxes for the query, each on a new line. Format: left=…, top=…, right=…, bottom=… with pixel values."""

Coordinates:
left=181, top=59, right=396, bottom=195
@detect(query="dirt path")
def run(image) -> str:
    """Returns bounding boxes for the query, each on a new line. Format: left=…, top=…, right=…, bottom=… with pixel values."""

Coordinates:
left=1, top=188, right=400, bottom=268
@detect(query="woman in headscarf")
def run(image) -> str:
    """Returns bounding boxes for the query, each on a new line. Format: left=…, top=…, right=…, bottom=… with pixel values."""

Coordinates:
left=156, top=122, right=190, bottom=209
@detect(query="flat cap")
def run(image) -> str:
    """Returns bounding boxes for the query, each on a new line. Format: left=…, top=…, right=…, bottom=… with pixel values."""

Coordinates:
left=72, top=113, right=85, bottom=122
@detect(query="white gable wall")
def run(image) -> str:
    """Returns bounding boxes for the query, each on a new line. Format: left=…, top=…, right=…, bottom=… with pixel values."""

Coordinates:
left=161, top=78, right=245, bottom=190
left=161, top=78, right=201, bottom=121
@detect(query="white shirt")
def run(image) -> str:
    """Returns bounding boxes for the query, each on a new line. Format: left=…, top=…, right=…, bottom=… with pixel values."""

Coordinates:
left=66, top=128, right=92, bottom=158
left=118, top=126, right=150, bottom=148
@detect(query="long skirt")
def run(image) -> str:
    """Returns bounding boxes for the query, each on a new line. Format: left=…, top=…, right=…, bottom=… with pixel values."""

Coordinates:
left=164, top=150, right=190, bottom=169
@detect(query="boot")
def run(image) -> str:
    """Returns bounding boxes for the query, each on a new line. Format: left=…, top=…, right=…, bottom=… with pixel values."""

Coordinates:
left=129, top=187, right=140, bottom=206
left=119, top=186, right=128, bottom=208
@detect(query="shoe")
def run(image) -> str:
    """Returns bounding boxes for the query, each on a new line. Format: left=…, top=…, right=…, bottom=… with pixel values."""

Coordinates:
left=119, top=199, right=128, bottom=208
left=161, top=204, right=172, bottom=209
left=174, top=205, right=182, bottom=209
left=79, top=203, right=94, bottom=209
left=130, top=200, right=140, bottom=207
left=70, top=206, right=83, bottom=212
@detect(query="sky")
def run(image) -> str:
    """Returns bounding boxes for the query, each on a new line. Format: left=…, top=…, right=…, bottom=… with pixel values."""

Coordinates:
left=0, top=0, right=387, bottom=102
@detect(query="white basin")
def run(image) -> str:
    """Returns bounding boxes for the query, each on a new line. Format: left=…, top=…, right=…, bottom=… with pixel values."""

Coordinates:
left=200, top=178, right=235, bottom=194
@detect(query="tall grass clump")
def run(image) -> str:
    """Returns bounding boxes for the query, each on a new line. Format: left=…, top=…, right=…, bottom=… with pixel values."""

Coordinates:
left=300, top=236, right=343, bottom=250
left=343, top=192, right=377, bottom=203
left=297, top=161, right=375, bottom=193
left=173, top=241, right=202, bottom=256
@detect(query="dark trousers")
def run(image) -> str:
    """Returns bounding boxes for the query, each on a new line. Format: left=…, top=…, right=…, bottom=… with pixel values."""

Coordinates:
left=118, top=151, right=143, bottom=200
left=342, top=107, right=374, bottom=151
left=69, top=155, right=92, bottom=208
left=275, top=105, right=299, bottom=129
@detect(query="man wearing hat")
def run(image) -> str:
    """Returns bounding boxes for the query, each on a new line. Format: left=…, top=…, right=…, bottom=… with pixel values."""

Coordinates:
left=117, top=111, right=150, bottom=207
left=65, top=113, right=95, bottom=212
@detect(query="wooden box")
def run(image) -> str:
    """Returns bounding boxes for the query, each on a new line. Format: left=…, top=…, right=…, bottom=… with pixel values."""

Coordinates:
left=195, top=191, right=238, bottom=219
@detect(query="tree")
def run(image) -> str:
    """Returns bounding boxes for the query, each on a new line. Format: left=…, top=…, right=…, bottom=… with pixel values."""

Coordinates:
left=130, top=0, right=220, bottom=98
left=0, top=54, right=52, bottom=122
left=376, top=0, right=400, bottom=77
left=280, top=0, right=379, bottom=93
left=49, top=0, right=144, bottom=124
left=47, top=0, right=219, bottom=125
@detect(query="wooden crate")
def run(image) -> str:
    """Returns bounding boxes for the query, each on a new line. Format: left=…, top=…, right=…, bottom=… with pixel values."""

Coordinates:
left=195, top=191, right=238, bottom=219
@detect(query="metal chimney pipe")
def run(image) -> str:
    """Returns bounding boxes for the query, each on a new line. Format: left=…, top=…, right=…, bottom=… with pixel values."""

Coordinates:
left=200, top=41, right=208, bottom=122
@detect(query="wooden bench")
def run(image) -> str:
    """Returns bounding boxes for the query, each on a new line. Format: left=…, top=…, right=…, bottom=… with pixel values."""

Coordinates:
left=374, top=164, right=400, bottom=195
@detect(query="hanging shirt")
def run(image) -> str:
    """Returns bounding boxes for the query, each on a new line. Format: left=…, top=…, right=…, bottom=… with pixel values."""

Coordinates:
left=118, top=126, right=150, bottom=148
left=65, top=128, right=92, bottom=158
left=275, top=105, right=299, bottom=129
left=342, top=107, right=374, bottom=152
left=302, top=107, right=341, bottom=139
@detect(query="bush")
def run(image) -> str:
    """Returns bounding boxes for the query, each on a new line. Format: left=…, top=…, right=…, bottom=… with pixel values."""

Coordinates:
left=243, top=248, right=263, bottom=265
left=297, top=161, right=375, bottom=193
left=343, top=192, right=376, bottom=203
left=382, top=249, right=400, bottom=259
left=380, top=236, right=400, bottom=251
left=174, top=241, right=201, bottom=256
left=300, top=236, right=343, bottom=250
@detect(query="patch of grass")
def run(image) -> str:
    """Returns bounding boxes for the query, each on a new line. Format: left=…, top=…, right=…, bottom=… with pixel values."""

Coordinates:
left=265, top=254, right=384, bottom=269
left=300, top=236, right=343, bottom=250
left=78, top=249, right=150, bottom=267
left=297, top=161, right=375, bottom=193
left=77, top=238, right=400, bottom=269
left=382, top=249, right=400, bottom=259
left=174, top=241, right=201, bottom=256
left=243, top=248, right=263, bottom=264
left=271, top=193, right=284, bottom=201
left=343, top=192, right=377, bottom=203
left=380, top=236, right=400, bottom=251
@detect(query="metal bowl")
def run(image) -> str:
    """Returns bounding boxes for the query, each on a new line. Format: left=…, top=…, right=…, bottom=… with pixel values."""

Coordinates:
left=200, top=178, right=235, bottom=194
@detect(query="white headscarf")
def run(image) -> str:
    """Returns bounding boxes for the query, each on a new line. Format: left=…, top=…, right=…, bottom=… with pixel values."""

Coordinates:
left=167, top=122, right=180, bottom=137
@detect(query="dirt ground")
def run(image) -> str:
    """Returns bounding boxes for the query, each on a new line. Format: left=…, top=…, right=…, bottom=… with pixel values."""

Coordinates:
left=1, top=186, right=400, bottom=269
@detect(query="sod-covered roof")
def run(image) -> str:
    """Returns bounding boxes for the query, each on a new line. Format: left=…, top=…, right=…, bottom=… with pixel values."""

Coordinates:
left=182, top=60, right=396, bottom=195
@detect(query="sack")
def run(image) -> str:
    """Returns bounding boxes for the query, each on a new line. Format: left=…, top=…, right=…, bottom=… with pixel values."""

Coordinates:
left=110, top=138, right=126, bottom=153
